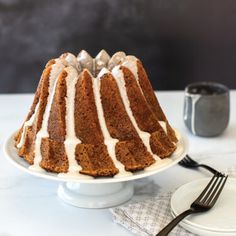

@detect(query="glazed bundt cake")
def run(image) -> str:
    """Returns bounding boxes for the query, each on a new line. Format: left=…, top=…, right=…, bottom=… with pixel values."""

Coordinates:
left=15, top=50, right=178, bottom=178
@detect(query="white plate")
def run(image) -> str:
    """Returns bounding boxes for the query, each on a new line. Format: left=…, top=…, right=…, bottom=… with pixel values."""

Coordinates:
left=171, top=178, right=236, bottom=236
left=4, top=131, right=188, bottom=184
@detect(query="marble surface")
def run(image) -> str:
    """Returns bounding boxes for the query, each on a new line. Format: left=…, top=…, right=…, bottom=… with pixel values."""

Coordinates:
left=0, top=91, right=236, bottom=236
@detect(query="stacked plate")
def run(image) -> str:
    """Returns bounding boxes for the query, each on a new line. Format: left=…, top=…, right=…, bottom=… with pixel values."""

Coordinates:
left=171, top=178, right=236, bottom=236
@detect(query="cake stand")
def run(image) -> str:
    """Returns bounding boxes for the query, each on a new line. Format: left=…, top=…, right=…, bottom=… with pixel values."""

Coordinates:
left=4, top=132, right=188, bottom=208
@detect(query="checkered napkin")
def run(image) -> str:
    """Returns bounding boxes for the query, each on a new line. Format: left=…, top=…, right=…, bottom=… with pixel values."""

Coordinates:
left=110, top=167, right=236, bottom=236
left=110, top=179, right=194, bottom=236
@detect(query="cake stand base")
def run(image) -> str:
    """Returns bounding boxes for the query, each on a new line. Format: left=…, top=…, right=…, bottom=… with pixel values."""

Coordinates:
left=57, top=181, right=134, bottom=208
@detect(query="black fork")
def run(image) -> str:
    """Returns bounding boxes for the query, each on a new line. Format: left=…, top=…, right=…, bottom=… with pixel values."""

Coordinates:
left=156, top=173, right=228, bottom=236
left=179, top=154, right=222, bottom=175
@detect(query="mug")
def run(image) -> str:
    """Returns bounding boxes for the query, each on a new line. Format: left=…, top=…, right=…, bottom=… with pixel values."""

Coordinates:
left=184, top=82, right=230, bottom=137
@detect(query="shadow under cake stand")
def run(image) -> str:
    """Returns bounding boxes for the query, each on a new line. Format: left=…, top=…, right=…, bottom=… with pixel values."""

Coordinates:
left=4, top=132, right=188, bottom=208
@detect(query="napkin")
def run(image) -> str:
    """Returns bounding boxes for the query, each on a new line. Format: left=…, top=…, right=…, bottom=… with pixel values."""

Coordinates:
left=110, top=167, right=236, bottom=236
left=110, top=179, right=194, bottom=236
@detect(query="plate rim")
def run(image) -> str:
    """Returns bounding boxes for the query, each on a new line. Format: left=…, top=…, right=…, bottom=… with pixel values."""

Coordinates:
left=171, top=210, right=236, bottom=236
left=171, top=177, right=236, bottom=233
left=4, top=131, right=188, bottom=184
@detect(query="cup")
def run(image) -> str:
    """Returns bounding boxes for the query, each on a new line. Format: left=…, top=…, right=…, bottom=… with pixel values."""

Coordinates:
left=184, top=82, right=230, bottom=137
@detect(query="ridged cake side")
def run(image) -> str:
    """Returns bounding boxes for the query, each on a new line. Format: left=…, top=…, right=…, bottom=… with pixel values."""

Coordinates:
left=15, top=50, right=178, bottom=178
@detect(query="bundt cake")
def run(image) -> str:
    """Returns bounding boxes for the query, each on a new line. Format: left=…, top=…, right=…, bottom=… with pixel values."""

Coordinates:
left=14, top=50, right=178, bottom=178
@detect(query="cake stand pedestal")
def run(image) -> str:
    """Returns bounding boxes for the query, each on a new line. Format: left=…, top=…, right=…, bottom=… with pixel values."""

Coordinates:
left=4, top=132, right=188, bottom=209
left=57, top=181, right=134, bottom=208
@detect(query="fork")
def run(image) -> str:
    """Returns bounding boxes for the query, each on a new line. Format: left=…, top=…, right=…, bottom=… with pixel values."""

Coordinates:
left=156, top=173, right=228, bottom=236
left=179, top=154, right=222, bottom=175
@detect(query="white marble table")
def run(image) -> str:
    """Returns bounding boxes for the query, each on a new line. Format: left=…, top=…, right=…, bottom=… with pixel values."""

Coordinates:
left=0, top=91, right=236, bottom=236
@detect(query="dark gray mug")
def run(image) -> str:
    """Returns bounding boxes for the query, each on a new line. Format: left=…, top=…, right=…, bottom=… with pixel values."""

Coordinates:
left=184, top=82, right=230, bottom=137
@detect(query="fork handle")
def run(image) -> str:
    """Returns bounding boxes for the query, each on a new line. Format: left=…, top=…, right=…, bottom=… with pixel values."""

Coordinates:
left=156, top=208, right=195, bottom=236
left=198, top=164, right=221, bottom=175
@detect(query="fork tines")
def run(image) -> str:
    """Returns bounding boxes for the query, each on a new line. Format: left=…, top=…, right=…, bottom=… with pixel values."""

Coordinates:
left=156, top=173, right=228, bottom=235
left=193, top=173, right=228, bottom=207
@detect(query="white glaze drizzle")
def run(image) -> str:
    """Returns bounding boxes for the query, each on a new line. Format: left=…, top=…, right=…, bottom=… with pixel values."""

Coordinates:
left=95, top=68, right=132, bottom=177
left=112, top=66, right=160, bottom=161
left=122, top=56, right=139, bottom=79
left=17, top=102, right=40, bottom=148
left=159, top=121, right=167, bottom=134
left=95, top=50, right=110, bottom=76
left=92, top=59, right=96, bottom=76
left=108, top=51, right=126, bottom=70
left=30, top=60, right=66, bottom=172
left=122, top=57, right=168, bottom=135
left=77, top=50, right=93, bottom=72
left=65, top=53, right=81, bottom=72
left=58, top=67, right=92, bottom=180
left=190, top=95, right=201, bottom=135
left=63, top=67, right=81, bottom=172
left=96, top=50, right=110, bottom=65
left=122, top=56, right=143, bottom=94
left=20, top=50, right=180, bottom=178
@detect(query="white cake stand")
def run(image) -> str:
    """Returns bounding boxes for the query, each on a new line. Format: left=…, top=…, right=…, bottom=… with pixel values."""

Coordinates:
left=4, top=132, right=188, bottom=208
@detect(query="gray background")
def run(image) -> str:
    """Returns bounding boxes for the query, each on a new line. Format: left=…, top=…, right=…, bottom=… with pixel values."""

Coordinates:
left=1, top=0, right=236, bottom=93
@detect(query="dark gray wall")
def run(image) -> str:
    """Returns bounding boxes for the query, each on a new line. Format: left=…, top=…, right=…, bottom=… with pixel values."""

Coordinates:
left=1, top=0, right=236, bottom=93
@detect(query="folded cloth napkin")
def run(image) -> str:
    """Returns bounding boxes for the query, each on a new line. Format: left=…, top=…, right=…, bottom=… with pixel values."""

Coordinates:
left=111, top=179, right=194, bottom=236
left=110, top=167, right=236, bottom=236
